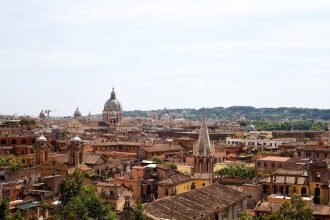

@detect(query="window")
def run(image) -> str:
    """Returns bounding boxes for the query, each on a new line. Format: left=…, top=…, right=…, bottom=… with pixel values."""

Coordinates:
left=257, top=162, right=260, bottom=167
left=264, top=162, right=267, bottom=168
left=278, top=163, right=282, bottom=168
left=316, top=172, right=321, bottom=182
left=221, top=208, right=228, bottom=220
left=236, top=207, right=242, bottom=216
left=202, top=183, right=206, bottom=186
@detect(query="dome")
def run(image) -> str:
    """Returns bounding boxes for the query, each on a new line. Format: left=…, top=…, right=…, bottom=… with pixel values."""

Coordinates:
left=71, top=134, right=82, bottom=142
left=39, top=110, right=46, bottom=119
left=74, top=107, right=81, bottom=118
left=36, top=132, right=47, bottom=142
left=246, top=124, right=256, bottom=132
left=104, top=88, right=122, bottom=112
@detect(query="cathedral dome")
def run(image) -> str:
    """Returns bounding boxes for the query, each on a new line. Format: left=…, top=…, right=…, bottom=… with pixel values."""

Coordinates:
left=39, top=110, right=46, bottom=119
left=71, top=134, right=81, bottom=142
left=36, top=132, right=47, bottom=142
left=104, top=88, right=122, bottom=112
left=246, top=124, right=256, bottom=132
left=74, top=107, right=81, bottom=118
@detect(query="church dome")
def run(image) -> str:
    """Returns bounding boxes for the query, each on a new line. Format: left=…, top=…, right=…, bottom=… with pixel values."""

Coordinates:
left=36, top=132, right=47, bottom=142
left=39, top=110, right=46, bottom=119
left=104, top=88, right=122, bottom=112
left=246, top=124, right=256, bottom=132
left=74, top=107, right=81, bottom=118
left=71, top=134, right=81, bottom=142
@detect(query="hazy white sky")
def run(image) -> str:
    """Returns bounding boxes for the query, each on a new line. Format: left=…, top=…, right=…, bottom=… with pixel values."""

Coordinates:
left=0, top=0, right=330, bottom=116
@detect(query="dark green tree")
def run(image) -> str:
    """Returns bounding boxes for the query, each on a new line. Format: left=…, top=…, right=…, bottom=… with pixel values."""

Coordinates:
left=265, top=194, right=313, bottom=220
left=57, top=171, right=118, bottom=220
left=59, top=171, right=84, bottom=205
left=237, top=211, right=253, bottom=220
left=132, top=199, right=146, bottom=220
left=0, top=197, right=9, bottom=220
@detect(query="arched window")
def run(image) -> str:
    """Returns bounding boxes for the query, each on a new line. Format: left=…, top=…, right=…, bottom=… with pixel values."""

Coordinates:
left=1, top=139, right=6, bottom=145
left=314, top=187, right=321, bottom=204
left=21, top=139, right=27, bottom=145
left=11, top=139, right=17, bottom=145
left=301, top=187, right=307, bottom=195
left=32, top=138, right=36, bottom=144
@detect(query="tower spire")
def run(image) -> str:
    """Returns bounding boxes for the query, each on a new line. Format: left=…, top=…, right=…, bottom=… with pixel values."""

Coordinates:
left=194, top=116, right=213, bottom=157
left=111, top=87, right=116, bottom=99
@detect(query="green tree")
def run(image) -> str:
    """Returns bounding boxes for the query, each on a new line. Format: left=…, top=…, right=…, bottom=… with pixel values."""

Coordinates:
left=163, top=162, right=177, bottom=169
left=265, top=194, right=313, bottom=220
left=216, top=166, right=255, bottom=179
left=7, top=157, right=23, bottom=171
left=237, top=211, right=253, bottom=220
left=57, top=171, right=118, bottom=220
left=151, top=156, right=163, bottom=165
left=19, top=117, right=36, bottom=125
left=8, top=210, right=24, bottom=220
left=132, top=199, right=146, bottom=220
left=59, top=171, right=85, bottom=205
left=0, top=157, right=23, bottom=171
left=0, top=197, right=9, bottom=220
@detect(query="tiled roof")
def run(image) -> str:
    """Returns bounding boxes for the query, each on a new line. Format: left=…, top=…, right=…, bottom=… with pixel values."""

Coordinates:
left=193, top=173, right=213, bottom=180
left=158, top=173, right=192, bottom=185
left=84, top=153, right=105, bottom=165
left=254, top=201, right=281, bottom=212
left=255, top=202, right=330, bottom=216
left=312, top=205, right=330, bottom=216
left=258, top=156, right=293, bottom=162
left=257, top=175, right=308, bottom=185
left=141, top=145, right=184, bottom=153
left=145, top=183, right=247, bottom=220
left=276, top=169, right=304, bottom=176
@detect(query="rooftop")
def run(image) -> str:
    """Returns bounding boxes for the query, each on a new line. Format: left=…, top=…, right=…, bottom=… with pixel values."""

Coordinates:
left=144, top=183, right=247, bottom=220
left=257, top=156, right=293, bottom=162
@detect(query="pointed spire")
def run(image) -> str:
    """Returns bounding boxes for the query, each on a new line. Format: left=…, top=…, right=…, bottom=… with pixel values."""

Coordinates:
left=110, top=87, right=116, bottom=99
left=194, top=116, right=213, bottom=157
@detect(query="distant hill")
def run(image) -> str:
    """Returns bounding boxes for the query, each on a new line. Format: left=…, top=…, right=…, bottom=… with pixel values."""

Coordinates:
left=124, top=106, right=330, bottom=121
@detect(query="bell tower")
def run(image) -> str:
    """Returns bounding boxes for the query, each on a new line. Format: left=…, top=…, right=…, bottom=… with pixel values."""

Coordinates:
left=34, top=132, right=49, bottom=165
left=308, top=160, right=329, bottom=205
left=68, top=135, right=84, bottom=167
left=193, top=116, right=214, bottom=173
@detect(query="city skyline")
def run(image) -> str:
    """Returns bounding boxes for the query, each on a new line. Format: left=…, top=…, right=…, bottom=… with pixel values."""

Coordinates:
left=1, top=0, right=330, bottom=116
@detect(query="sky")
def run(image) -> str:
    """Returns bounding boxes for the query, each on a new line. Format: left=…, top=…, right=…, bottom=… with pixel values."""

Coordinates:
left=0, top=0, right=330, bottom=116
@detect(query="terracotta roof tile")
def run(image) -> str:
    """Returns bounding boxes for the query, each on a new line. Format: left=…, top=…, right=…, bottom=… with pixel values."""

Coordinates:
left=145, top=183, right=247, bottom=220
